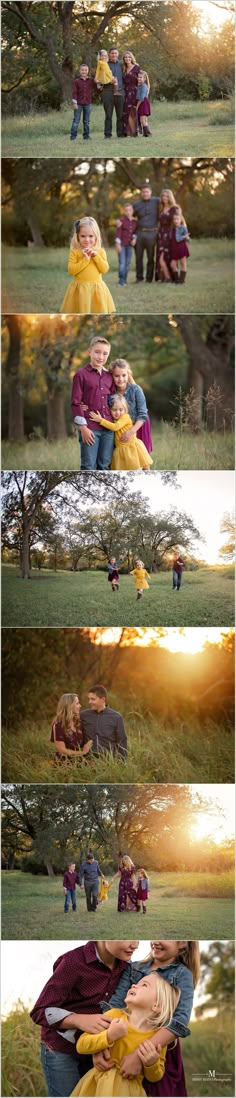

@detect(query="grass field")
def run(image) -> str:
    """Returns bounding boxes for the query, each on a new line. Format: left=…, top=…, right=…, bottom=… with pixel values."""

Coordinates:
left=2, top=100, right=235, bottom=158
left=1, top=870, right=234, bottom=940
left=2, top=565, right=234, bottom=628
left=1, top=1007, right=235, bottom=1097
left=2, top=698, right=234, bottom=784
left=2, top=422, right=234, bottom=472
left=2, top=239, right=234, bottom=315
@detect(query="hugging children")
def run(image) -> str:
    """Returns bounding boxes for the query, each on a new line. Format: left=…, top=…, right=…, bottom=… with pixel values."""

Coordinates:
left=71, top=338, right=152, bottom=471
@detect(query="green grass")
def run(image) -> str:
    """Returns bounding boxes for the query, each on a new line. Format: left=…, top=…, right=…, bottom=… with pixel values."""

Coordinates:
left=2, top=421, right=235, bottom=471
left=2, top=239, right=235, bottom=315
left=1, top=100, right=235, bottom=157
left=1, top=870, right=234, bottom=940
left=1, top=1007, right=235, bottom=1098
left=2, top=699, right=234, bottom=784
left=2, top=564, right=234, bottom=628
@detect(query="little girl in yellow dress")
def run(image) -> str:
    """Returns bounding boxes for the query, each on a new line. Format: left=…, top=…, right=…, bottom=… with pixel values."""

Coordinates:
left=130, top=560, right=150, bottom=600
left=60, top=217, right=115, bottom=315
left=90, top=395, right=152, bottom=470
left=70, top=971, right=180, bottom=1098
left=95, top=50, right=114, bottom=85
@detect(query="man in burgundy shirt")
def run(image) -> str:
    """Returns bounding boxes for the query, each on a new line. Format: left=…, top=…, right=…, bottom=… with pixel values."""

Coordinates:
left=30, top=939, right=138, bottom=1096
left=173, top=552, right=185, bottom=591
left=71, top=335, right=116, bottom=469
left=70, top=64, right=96, bottom=141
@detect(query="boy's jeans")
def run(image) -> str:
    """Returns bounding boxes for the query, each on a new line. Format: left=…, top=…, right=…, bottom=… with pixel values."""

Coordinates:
left=41, top=1045, right=81, bottom=1097
left=79, top=427, right=114, bottom=470
left=70, top=103, right=91, bottom=139
left=64, top=887, right=76, bottom=912
left=118, top=244, right=133, bottom=285
left=173, top=569, right=182, bottom=590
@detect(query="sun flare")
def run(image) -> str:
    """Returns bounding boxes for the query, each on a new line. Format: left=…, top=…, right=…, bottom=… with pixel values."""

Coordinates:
left=89, top=627, right=227, bottom=654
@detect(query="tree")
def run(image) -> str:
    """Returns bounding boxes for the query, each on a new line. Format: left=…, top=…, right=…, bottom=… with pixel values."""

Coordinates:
left=219, top=512, right=235, bottom=561
left=4, top=315, right=24, bottom=441
left=197, top=941, right=235, bottom=1016
left=177, top=315, right=235, bottom=429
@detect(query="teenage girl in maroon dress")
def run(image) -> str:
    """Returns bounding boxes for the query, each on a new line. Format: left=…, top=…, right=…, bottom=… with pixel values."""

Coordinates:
left=170, top=208, right=190, bottom=283
left=155, top=188, right=179, bottom=281
left=122, top=51, right=140, bottom=135
left=117, top=855, right=137, bottom=910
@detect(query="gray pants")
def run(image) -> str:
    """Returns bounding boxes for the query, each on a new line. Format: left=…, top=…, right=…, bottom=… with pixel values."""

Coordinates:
left=84, top=878, right=99, bottom=910
left=135, top=232, right=157, bottom=282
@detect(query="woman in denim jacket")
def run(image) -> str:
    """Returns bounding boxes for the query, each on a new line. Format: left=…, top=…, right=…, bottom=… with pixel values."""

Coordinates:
left=99, top=940, right=200, bottom=1096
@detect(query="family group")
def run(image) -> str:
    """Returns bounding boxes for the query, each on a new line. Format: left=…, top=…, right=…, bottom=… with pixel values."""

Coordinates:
left=70, top=48, right=151, bottom=142
left=31, top=938, right=199, bottom=1098
left=60, top=188, right=190, bottom=316
left=63, top=854, right=150, bottom=915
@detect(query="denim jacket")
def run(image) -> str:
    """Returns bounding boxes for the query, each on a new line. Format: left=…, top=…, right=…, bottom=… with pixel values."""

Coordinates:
left=101, top=958, right=193, bottom=1037
left=108, top=382, right=148, bottom=424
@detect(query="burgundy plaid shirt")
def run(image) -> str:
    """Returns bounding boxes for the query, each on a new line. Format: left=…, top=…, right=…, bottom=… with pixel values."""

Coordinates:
left=72, top=77, right=96, bottom=105
left=30, top=941, right=127, bottom=1057
left=71, top=362, right=116, bottom=429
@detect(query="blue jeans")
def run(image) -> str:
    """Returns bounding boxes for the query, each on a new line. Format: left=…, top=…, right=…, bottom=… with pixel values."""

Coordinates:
left=70, top=103, right=91, bottom=139
left=173, top=569, right=182, bottom=590
left=79, top=427, right=114, bottom=470
left=41, top=1044, right=81, bottom=1097
left=118, top=244, right=133, bottom=284
left=64, top=887, right=76, bottom=912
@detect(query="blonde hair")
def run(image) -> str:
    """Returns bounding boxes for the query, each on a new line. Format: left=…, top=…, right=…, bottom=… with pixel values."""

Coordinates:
left=139, top=70, right=150, bottom=94
left=97, top=49, right=108, bottom=61
left=53, top=694, right=80, bottom=735
left=90, top=336, right=111, bottom=350
left=111, top=394, right=128, bottom=415
left=146, top=941, right=200, bottom=988
left=127, top=973, right=180, bottom=1031
left=110, top=358, right=135, bottom=384
left=160, top=188, right=176, bottom=212
left=123, top=51, right=137, bottom=69
left=138, top=867, right=149, bottom=879
left=172, top=205, right=187, bottom=228
left=71, top=217, right=101, bottom=250
left=120, top=855, right=134, bottom=870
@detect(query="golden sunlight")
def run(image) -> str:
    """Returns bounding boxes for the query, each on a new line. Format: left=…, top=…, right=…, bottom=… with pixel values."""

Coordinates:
left=89, top=627, right=226, bottom=653
left=194, top=0, right=234, bottom=33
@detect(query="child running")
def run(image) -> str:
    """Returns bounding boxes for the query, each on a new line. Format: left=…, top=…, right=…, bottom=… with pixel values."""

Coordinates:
left=109, top=358, right=152, bottom=455
left=107, top=553, right=126, bottom=592
left=136, top=70, right=151, bottom=136
left=70, top=971, right=180, bottom=1097
left=136, top=869, right=150, bottom=914
left=170, top=207, right=190, bottom=284
left=130, top=560, right=150, bottom=600
left=60, top=217, right=115, bottom=314
left=90, top=395, right=152, bottom=470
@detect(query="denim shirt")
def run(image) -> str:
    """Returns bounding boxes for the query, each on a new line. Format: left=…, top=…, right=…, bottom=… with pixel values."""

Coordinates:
left=108, top=382, right=148, bottom=424
left=101, top=959, right=193, bottom=1037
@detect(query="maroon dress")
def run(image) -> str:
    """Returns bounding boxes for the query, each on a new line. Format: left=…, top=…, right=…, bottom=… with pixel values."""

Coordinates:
left=144, top=1039, right=187, bottom=1096
left=155, top=206, right=179, bottom=280
left=51, top=720, right=83, bottom=761
left=170, top=228, right=190, bottom=261
left=123, top=64, right=140, bottom=135
left=117, top=866, right=137, bottom=910
left=137, top=417, right=153, bottom=453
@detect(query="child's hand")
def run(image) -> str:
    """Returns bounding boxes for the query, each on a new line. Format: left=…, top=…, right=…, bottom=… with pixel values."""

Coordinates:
left=90, top=410, right=102, bottom=422
left=131, top=236, right=136, bottom=246
left=115, top=243, right=122, bottom=254
left=63, top=887, right=67, bottom=894
left=81, top=403, right=88, bottom=411
left=108, top=1018, right=128, bottom=1044
left=138, top=1040, right=160, bottom=1067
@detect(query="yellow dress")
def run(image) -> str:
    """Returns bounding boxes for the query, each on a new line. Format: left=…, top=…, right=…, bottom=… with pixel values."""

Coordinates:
left=71, top=1009, right=167, bottom=1097
left=95, top=60, right=114, bottom=84
left=130, top=567, right=150, bottom=590
left=98, top=414, right=153, bottom=471
left=98, top=879, right=113, bottom=903
left=60, top=248, right=115, bottom=315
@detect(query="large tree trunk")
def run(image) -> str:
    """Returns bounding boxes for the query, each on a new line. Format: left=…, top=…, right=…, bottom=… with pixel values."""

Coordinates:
left=47, top=390, right=67, bottom=440
left=5, top=315, right=24, bottom=441
left=21, top=517, right=31, bottom=578
left=45, top=860, right=55, bottom=877
left=178, top=315, right=234, bottom=428
left=27, top=213, right=45, bottom=247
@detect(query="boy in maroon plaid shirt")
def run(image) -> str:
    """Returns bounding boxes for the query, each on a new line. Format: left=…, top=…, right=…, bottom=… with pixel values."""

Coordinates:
left=70, top=64, right=96, bottom=141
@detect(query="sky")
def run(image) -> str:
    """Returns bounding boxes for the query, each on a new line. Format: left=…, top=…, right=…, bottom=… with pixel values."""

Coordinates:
left=121, top=471, right=235, bottom=565
left=189, top=783, right=235, bottom=842
left=193, top=0, right=234, bottom=31
left=1, top=940, right=226, bottom=1019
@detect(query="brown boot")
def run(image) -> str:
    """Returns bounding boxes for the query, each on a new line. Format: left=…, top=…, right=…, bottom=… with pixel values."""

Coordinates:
left=179, top=270, right=186, bottom=283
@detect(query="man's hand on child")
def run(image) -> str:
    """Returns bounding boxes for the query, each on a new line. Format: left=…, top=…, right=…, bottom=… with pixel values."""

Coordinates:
left=90, top=411, right=102, bottom=422
left=82, top=1014, right=110, bottom=1034
left=108, top=1018, right=128, bottom=1044
left=93, top=1050, right=114, bottom=1071
left=138, top=1040, right=161, bottom=1066
left=120, top=1050, right=142, bottom=1077
left=120, top=427, right=135, bottom=442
